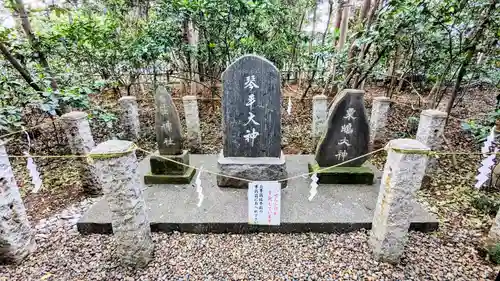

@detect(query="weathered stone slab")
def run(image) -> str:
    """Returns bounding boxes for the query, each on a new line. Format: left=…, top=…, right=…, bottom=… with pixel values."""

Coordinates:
left=155, top=86, right=182, bottom=155
left=222, top=55, right=281, bottom=158
left=78, top=154, right=439, bottom=235
left=217, top=151, right=287, bottom=188
left=316, top=89, right=370, bottom=167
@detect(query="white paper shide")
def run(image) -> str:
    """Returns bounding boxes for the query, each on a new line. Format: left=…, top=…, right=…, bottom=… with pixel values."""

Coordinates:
left=475, top=127, right=497, bottom=189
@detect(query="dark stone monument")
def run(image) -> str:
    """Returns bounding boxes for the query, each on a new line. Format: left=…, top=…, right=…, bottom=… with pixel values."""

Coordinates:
left=144, top=86, right=196, bottom=184
left=217, top=55, right=287, bottom=188
left=308, top=89, right=374, bottom=184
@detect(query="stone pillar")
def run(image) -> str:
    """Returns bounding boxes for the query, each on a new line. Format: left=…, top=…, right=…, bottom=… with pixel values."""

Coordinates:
left=488, top=207, right=500, bottom=246
left=0, top=140, right=36, bottom=263
left=370, top=96, right=391, bottom=148
left=61, top=111, right=101, bottom=195
left=118, top=96, right=140, bottom=141
left=415, top=109, right=447, bottom=174
left=312, top=94, right=328, bottom=143
left=370, top=138, right=429, bottom=264
left=182, top=95, right=201, bottom=151
left=89, top=140, right=153, bottom=267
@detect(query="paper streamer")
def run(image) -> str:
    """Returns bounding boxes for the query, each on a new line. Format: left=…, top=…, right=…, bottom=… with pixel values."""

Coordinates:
left=308, top=173, right=318, bottom=201
left=475, top=126, right=497, bottom=189
left=475, top=148, right=498, bottom=189
left=287, top=97, right=292, bottom=115
left=22, top=128, right=43, bottom=192
left=195, top=166, right=204, bottom=207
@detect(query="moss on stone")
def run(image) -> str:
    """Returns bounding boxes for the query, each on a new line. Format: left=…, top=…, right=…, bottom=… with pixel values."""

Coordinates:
left=308, top=162, right=374, bottom=185
left=144, top=167, right=196, bottom=184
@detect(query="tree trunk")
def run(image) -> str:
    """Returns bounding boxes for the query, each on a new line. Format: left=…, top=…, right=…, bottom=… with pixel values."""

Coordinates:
left=0, top=42, right=42, bottom=92
left=13, top=0, right=58, bottom=92
left=360, top=0, right=371, bottom=21
left=290, top=13, right=306, bottom=83
left=337, top=0, right=351, bottom=51
left=320, top=0, right=343, bottom=96
left=187, top=20, right=200, bottom=95
left=303, top=0, right=335, bottom=99
left=444, top=0, right=497, bottom=124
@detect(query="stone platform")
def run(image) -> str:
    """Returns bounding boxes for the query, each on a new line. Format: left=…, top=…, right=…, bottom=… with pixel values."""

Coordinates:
left=77, top=154, right=439, bottom=234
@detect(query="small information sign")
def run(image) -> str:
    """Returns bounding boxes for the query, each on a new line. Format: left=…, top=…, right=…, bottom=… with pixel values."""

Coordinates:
left=248, top=181, right=281, bottom=225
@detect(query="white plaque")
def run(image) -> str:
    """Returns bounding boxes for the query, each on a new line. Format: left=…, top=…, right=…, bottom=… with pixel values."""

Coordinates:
left=248, top=181, right=281, bottom=225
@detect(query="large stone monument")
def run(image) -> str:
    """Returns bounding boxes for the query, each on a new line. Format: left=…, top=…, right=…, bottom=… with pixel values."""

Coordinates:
left=308, top=89, right=374, bottom=184
left=144, top=86, right=196, bottom=184
left=217, top=55, right=287, bottom=188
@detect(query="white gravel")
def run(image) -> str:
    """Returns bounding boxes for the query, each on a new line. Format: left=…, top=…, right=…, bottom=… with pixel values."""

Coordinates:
left=0, top=198, right=498, bottom=280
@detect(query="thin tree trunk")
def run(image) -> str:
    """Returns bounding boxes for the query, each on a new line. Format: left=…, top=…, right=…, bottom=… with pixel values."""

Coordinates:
left=301, top=2, right=318, bottom=89
left=444, top=0, right=497, bottom=124
left=321, top=0, right=343, bottom=96
left=302, top=0, right=335, bottom=99
left=0, top=42, right=42, bottom=92
left=308, top=2, right=318, bottom=54
left=187, top=20, right=200, bottom=95
left=290, top=12, right=306, bottom=83
left=13, top=0, right=58, bottom=92
left=338, top=0, right=351, bottom=51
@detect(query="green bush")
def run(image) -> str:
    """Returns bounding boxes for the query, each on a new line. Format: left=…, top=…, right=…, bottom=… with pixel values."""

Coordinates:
left=471, top=193, right=500, bottom=216
left=488, top=243, right=500, bottom=264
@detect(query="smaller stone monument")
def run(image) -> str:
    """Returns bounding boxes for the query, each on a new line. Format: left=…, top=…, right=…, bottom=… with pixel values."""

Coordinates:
left=308, top=89, right=374, bottom=184
left=144, top=86, right=196, bottom=184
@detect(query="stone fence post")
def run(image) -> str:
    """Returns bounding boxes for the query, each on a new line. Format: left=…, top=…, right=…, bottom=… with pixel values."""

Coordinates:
left=487, top=207, right=500, bottom=247
left=61, top=111, right=101, bottom=195
left=370, top=139, right=429, bottom=264
left=416, top=109, right=447, bottom=175
left=89, top=140, right=153, bottom=267
left=0, top=140, right=36, bottom=263
left=370, top=96, right=391, bottom=148
left=182, top=95, right=201, bottom=151
left=118, top=96, right=140, bottom=141
left=312, top=94, right=328, bottom=143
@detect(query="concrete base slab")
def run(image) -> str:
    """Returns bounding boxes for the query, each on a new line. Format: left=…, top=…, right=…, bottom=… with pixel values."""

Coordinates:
left=78, top=154, right=439, bottom=235
left=308, top=161, right=375, bottom=185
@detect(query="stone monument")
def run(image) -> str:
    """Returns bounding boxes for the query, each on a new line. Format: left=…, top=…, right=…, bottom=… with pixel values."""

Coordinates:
left=217, top=54, right=287, bottom=188
left=144, top=86, right=196, bottom=184
left=308, top=89, right=374, bottom=184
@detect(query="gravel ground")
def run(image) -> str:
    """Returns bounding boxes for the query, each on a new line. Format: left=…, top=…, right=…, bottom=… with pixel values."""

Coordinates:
left=0, top=198, right=498, bottom=281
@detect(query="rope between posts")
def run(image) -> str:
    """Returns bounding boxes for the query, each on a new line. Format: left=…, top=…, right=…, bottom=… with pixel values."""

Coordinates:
left=136, top=147, right=386, bottom=183
left=2, top=145, right=496, bottom=185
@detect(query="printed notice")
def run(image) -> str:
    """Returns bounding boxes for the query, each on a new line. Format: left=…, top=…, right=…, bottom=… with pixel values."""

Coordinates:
left=248, top=181, right=281, bottom=225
